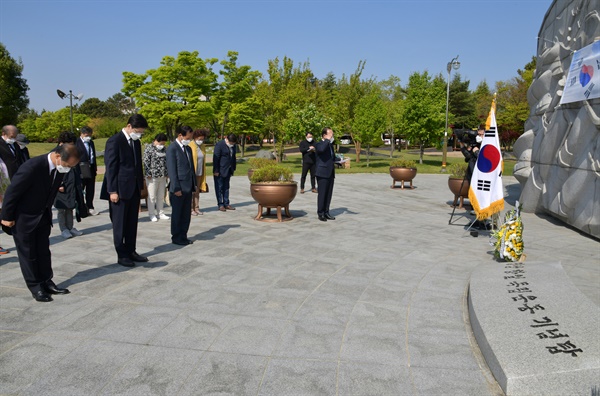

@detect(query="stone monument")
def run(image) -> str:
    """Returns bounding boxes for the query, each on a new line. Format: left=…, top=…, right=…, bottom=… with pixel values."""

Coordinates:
left=513, top=0, right=600, bottom=238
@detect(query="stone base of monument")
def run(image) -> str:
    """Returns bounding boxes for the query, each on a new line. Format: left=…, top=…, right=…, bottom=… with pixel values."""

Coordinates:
left=468, top=261, right=600, bottom=396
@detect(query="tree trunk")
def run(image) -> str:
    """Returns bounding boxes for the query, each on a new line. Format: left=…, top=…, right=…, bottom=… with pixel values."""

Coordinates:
left=419, top=143, right=425, bottom=164
left=390, top=129, right=395, bottom=158
left=366, top=143, right=371, bottom=167
left=354, top=141, right=361, bottom=162
left=240, top=133, right=246, bottom=158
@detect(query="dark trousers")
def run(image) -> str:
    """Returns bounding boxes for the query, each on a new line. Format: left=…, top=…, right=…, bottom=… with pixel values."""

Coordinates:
left=300, top=161, right=316, bottom=190
left=81, top=176, right=96, bottom=209
left=214, top=175, right=231, bottom=208
left=13, top=211, right=53, bottom=294
left=170, top=191, right=192, bottom=243
left=109, top=189, right=140, bottom=258
left=316, top=176, right=335, bottom=216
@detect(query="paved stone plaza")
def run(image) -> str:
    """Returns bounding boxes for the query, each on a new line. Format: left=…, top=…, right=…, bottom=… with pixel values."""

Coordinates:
left=0, top=173, right=598, bottom=395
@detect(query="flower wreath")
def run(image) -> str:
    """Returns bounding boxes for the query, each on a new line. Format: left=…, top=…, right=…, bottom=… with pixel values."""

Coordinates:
left=490, top=202, right=524, bottom=262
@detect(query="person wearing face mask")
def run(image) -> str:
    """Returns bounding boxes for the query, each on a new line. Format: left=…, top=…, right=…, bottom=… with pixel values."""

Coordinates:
left=54, top=132, right=86, bottom=239
left=0, top=125, right=24, bottom=179
left=315, top=127, right=336, bottom=221
left=166, top=125, right=196, bottom=245
left=100, top=114, right=149, bottom=267
left=15, top=134, right=30, bottom=163
left=1, top=143, right=80, bottom=302
left=213, top=133, right=238, bottom=211
left=143, top=133, right=169, bottom=222
left=76, top=126, right=98, bottom=215
left=299, top=131, right=317, bottom=194
left=189, top=128, right=209, bottom=215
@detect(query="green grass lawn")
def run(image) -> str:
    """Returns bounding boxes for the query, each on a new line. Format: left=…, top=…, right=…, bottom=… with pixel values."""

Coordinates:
left=26, top=140, right=515, bottom=178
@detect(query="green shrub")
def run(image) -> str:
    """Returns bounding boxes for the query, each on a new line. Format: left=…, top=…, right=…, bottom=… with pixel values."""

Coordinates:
left=248, top=157, right=276, bottom=170
left=390, top=158, right=417, bottom=168
left=250, top=163, right=294, bottom=183
left=448, top=162, right=468, bottom=178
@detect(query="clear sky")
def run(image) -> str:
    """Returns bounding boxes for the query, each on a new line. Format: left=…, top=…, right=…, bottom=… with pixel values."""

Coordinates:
left=1, top=0, right=552, bottom=113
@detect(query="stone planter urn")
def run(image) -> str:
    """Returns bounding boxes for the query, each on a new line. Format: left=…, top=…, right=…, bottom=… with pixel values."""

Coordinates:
left=250, top=182, right=298, bottom=222
left=389, top=167, right=417, bottom=189
left=448, top=177, right=470, bottom=208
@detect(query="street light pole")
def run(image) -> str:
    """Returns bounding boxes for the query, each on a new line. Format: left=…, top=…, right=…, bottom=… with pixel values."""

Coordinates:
left=56, top=89, right=84, bottom=133
left=441, top=55, right=460, bottom=172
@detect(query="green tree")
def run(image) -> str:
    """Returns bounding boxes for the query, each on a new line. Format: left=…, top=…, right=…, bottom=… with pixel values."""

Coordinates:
left=122, top=50, right=218, bottom=141
left=0, top=43, right=29, bottom=125
left=473, top=80, right=493, bottom=127
left=227, top=96, right=264, bottom=157
left=448, top=73, right=476, bottom=129
left=352, top=84, right=387, bottom=166
left=400, top=71, right=446, bottom=163
left=330, top=61, right=367, bottom=161
left=19, top=108, right=89, bottom=142
left=78, top=97, right=109, bottom=118
left=282, top=103, right=330, bottom=145
left=210, top=51, right=262, bottom=139
left=258, top=56, right=315, bottom=160
left=495, top=57, right=536, bottom=135
left=106, top=92, right=136, bottom=117
left=379, top=76, right=404, bottom=156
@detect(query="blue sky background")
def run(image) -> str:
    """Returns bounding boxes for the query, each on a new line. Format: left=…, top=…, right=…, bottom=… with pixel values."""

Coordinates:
left=1, top=0, right=551, bottom=113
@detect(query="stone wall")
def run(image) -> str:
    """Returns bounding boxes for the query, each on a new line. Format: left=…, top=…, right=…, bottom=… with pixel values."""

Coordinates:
left=513, top=0, right=600, bottom=238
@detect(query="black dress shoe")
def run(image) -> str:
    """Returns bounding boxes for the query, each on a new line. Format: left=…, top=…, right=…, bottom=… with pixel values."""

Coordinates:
left=44, top=283, right=70, bottom=295
left=32, top=290, right=53, bottom=302
left=130, top=252, right=149, bottom=262
left=117, top=257, right=135, bottom=267
left=172, top=239, right=193, bottom=245
left=318, top=216, right=327, bottom=222
left=325, top=214, right=336, bottom=220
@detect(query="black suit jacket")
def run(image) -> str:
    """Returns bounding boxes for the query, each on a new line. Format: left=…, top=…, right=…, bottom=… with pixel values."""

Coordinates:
left=315, top=139, right=335, bottom=179
left=1, top=154, right=63, bottom=231
left=76, top=138, right=98, bottom=176
left=213, top=140, right=237, bottom=177
left=101, top=131, right=143, bottom=200
left=167, top=142, right=196, bottom=194
left=0, top=138, right=23, bottom=179
left=299, top=139, right=316, bottom=165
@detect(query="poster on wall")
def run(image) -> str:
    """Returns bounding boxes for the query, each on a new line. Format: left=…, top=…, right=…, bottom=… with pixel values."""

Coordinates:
left=560, top=40, right=600, bottom=104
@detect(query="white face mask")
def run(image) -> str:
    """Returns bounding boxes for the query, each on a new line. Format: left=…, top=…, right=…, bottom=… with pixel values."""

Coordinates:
left=476, top=135, right=483, bottom=143
left=18, top=143, right=27, bottom=149
left=82, top=136, right=92, bottom=143
left=5, top=138, right=15, bottom=145
left=155, top=144, right=165, bottom=150
left=307, top=137, right=313, bottom=142
left=330, top=137, right=335, bottom=143
left=130, top=132, right=142, bottom=141
left=195, top=140, right=203, bottom=146
left=55, top=158, right=71, bottom=174
left=181, top=139, right=191, bottom=146
left=227, top=143, right=234, bottom=148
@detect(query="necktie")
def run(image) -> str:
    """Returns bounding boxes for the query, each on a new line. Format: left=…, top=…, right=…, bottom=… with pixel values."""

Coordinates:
left=86, top=142, right=93, bottom=164
left=129, top=139, right=136, bottom=165
left=50, top=169, right=57, bottom=186
left=9, top=144, right=16, bottom=157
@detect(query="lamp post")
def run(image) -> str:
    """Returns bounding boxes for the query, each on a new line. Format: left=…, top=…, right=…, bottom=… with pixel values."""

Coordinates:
left=441, top=55, right=460, bottom=172
left=56, top=89, right=83, bottom=133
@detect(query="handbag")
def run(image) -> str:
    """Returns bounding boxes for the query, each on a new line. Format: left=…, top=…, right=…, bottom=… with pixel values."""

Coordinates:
left=79, top=161, right=93, bottom=179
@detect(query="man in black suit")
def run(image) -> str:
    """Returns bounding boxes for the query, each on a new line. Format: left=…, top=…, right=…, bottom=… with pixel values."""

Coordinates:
left=213, top=133, right=237, bottom=212
left=76, top=126, right=99, bottom=215
left=0, top=125, right=23, bottom=179
left=101, top=114, right=148, bottom=267
left=167, top=125, right=196, bottom=245
left=315, top=127, right=336, bottom=222
left=299, top=131, right=317, bottom=194
left=1, top=144, right=80, bottom=302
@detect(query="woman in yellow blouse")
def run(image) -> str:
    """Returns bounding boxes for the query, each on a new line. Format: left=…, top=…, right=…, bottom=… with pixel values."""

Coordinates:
left=190, top=128, right=209, bottom=215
